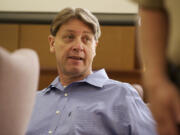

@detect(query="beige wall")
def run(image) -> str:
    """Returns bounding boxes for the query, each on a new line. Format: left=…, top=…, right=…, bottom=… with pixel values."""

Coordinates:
left=0, top=0, right=137, bottom=13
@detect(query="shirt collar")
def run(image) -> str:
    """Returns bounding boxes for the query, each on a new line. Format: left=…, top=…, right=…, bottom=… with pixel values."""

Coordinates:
left=84, top=69, right=109, bottom=87
left=43, top=69, right=109, bottom=94
left=43, top=77, right=63, bottom=94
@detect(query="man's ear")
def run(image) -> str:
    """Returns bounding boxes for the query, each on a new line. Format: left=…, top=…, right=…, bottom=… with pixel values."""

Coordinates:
left=93, top=42, right=98, bottom=57
left=95, top=42, right=98, bottom=48
left=48, top=35, right=55, bottom=53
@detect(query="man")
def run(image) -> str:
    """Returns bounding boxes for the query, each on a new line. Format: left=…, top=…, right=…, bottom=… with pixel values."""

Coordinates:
left=131, top=0, right=180, bottom=135
left=0, top=47, right=39, bottom=135
left=26, top=7, right=157, bottom=135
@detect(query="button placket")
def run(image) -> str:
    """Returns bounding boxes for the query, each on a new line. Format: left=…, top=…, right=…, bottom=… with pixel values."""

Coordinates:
left=48, top=130, right=53, bottom=134
left=56, top=110, right=60, bottom=115
left=64, top=93, right=68, bottom=97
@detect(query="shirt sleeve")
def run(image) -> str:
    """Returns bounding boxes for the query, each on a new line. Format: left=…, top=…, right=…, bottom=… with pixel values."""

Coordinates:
left=124, top=83, right=158, bottom=135
left=131, top=0, right=164, bottom=9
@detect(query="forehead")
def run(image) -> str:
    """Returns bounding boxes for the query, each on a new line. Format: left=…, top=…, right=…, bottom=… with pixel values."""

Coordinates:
left=58, top=18, right=93, bottom=35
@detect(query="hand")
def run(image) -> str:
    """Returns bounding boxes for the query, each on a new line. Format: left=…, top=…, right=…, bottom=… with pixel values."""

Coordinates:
left=146, top=79, right=180, bottom=135
left=132, top=84, right=144, bottom=99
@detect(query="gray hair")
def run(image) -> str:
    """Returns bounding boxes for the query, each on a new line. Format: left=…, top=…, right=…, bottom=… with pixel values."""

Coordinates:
left=50, top=7, right=101, bottom=41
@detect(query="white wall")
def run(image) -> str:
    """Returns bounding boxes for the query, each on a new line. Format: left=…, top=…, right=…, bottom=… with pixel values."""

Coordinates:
left=0, top=0, right=137, bottom=13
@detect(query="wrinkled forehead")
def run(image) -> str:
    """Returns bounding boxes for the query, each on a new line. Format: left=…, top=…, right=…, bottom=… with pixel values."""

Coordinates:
left=57, top=18, right=94, bottom=36
left=61, top=29, right=94, bottom=35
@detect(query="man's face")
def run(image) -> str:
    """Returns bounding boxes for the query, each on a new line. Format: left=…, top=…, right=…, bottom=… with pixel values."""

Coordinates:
left=49, top=18, right=97, bottom=78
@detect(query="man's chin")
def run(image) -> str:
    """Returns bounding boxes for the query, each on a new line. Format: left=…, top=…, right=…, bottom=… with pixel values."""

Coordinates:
left=64, top=68, right=86, bottom=77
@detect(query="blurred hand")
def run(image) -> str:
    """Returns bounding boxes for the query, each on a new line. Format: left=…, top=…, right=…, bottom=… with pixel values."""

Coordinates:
left=132, top=84, right=144, bottom=99
left=146, top=79, right=180, bottom=135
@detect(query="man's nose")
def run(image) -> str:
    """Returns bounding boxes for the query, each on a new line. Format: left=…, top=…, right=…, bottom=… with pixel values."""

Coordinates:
left=72, top=38, right=84, bottom=52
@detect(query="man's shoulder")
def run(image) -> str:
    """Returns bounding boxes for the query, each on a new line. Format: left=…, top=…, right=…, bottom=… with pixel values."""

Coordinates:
left=36, top=76, right=60, bottom=96
left=36, top=88, right=49, bottom=96
left=104, top=78, right=140, bottom=97
left=105, top=78, right=133, bottom=89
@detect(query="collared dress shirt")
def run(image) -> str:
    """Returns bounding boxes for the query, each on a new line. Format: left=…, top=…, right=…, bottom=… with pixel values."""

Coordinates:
left=26, top=69, right=157, bottom=135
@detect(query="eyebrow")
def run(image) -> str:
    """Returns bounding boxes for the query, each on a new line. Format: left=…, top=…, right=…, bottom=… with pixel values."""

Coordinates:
left=64, top=29, right=93, bottom=35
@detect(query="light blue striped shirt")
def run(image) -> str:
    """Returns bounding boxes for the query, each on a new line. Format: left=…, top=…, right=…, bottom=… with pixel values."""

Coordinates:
left=26, top=69, right=157, bottom=135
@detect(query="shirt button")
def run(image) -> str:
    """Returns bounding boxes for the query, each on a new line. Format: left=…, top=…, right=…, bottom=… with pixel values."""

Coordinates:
left=56, top=110, right=60, bottom=114
left=48, top=130, right=53, bottom=134
left=64, top=93, right=68, bottom=96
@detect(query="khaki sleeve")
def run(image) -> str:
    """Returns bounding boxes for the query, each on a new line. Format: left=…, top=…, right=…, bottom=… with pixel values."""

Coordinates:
left=131, top=0, right=164, bottom=9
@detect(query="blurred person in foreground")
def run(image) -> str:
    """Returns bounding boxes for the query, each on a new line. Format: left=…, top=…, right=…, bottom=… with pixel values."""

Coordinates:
left=131, top=0, right=180, bottom=134
left=0, top=47, right=39, bottom=135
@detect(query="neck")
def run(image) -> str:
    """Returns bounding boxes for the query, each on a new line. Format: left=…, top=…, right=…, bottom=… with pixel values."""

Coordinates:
left=58, top=70, right=92, bottom=86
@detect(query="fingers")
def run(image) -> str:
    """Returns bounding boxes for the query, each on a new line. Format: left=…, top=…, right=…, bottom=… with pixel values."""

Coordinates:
left=174, top=94, right=180, bottom=123
left=173, top=92, right=180, bottom=131
left=157, top=110, right=179, bottom=135
left=132, top=84, right=144, bottom=99
left=149, top=93, right=179, bottom=135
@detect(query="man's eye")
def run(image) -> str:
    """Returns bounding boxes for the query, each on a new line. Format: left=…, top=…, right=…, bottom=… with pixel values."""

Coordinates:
left=66, top=35, right=74, bottom=39
left=63, top=34, right=74, bottom=41
left=83, top=36, right=92, bottom=43
left=85, top=37, right=90, bottom=41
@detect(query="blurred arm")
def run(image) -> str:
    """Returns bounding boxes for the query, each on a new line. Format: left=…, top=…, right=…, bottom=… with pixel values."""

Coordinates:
left=138, top=7, right=169, bottom=90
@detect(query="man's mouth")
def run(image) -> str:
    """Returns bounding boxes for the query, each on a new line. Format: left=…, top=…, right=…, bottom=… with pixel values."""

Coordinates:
left=68, top=56, right=84, bottom=60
